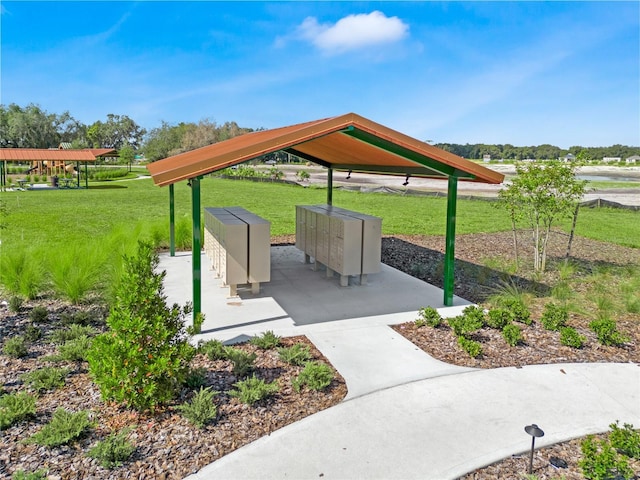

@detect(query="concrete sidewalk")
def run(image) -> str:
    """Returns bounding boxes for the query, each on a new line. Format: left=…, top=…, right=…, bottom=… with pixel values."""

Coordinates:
left=159, top=249, right=640, bottom=479
left=187, top=363, right=640, bottom=480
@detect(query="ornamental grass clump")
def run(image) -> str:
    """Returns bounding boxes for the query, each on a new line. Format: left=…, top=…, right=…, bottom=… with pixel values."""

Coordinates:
left=292, top=361, right=334, bottom=392
left=87, top=428, right=136, bottom=468
left=87, top=241, right=195, bottom=411
left=176, top=387, right=218, bottom=428
left=26, top=408, right=93, bottom=447
left=277, top=344, right=312, bottom=366
left=249, top=330, right=282, bottom=349
left=230, top=375, right=279, bottom=405
left=0, top=391, right=36, bottom=430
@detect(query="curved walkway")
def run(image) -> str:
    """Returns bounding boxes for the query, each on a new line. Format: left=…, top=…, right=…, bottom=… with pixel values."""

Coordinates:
left=187, top=361, right=639, bottom=480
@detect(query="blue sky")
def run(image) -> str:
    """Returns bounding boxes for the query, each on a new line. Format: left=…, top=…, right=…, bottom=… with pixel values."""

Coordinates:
left=1, top=1, right=638, bottom=148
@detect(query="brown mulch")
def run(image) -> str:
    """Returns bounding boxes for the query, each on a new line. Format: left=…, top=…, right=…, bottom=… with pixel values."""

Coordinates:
left=0, top=302, right=346, bottom=479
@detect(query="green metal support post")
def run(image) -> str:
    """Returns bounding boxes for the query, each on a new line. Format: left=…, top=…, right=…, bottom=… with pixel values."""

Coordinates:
left=169, top=184, right=175, bottom=257
left=327, top=167, right=333, bottom=205
left=191, top=177, right=202, bottom=320
left=84, top=163, right=89, bottom=189
left=444, top=175, right=458, bottom=306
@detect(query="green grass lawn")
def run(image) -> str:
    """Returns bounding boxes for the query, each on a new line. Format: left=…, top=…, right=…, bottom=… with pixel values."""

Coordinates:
left=1, top=176, right=638, bottom=249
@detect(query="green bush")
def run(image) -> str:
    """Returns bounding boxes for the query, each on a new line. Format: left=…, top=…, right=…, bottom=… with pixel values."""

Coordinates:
left=277, top=344, right=312, bottom=366
left=50, top=324, right=96, bottom=344
left=225, top=347, right=257, bottom=377
left=589, top=317, right=629, bottom=346
left=541, top=303, right=568, bottom=331
left=250, top=330, right=282, bottom=349
left=87, top=428, right=136, bottom=468
left=3, top=336, right=29, bottom=358
left=8, top=296, right=23, bottom=313
left=198, top=339, right=228, bottom=361
left=184, top=367, right=208, bottom=389
left=448, top=313, right=483, bottom=338
left=501, top=298, right=532, bottom=325
left=292, top=362, right=334, bottom=392
left=609, top=421, right=640, bottom=459
left=415, top=307, right=442, bottom=328
left=457, top=336, right=483, bottom=358
left=462, top=305, right=486, bottom=326
left=579, top=435, right=634, bottom=480
left=560, top=327, right=586, bottom=348
left=24, top=325, right=42, bottom=343
left=26, top=408, right=93, bottom=447
left=87, top=241, right=195, bottom=411
left=60, top=310, right=95, bottom=326
left=11, top=469, right=47, bottom=480
left=21, top=367, right=69, bottom=392
left=176, top=387, right=218, bottom=428
left=230, top=375, right=279, bottom=405
left=28, top=306, right=48, bottom=323
left=58, top=336, right=93, bottom=362
left=0, top=391, right=37, bottom=429
left=486, top=308, right=513, bottom=329
left=502, top=323, right=523, bottom=347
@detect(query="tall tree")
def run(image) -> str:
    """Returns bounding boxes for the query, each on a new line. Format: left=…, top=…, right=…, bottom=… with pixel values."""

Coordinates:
left=87, top=114, right=146, bottom=149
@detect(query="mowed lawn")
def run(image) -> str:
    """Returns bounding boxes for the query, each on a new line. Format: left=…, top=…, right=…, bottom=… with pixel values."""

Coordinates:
left=1, top=176, right=639, bottom=250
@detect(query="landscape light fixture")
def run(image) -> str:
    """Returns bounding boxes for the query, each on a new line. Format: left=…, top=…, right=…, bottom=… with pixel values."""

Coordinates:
left=403, top=174, right=410, bottom=186
left=346, top=170, right=352, bottom=180
left=524, top=424, right=545, bottom=474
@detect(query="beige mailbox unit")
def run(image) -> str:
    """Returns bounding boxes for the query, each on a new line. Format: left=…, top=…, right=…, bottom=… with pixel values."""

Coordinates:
left=295, top=205, right=382, bottom=286
left=204, top=207, right=271, bottom=296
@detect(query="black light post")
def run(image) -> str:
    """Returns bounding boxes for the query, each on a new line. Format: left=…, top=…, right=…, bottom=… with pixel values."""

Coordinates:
left=524, top=424, right=545, bottom=474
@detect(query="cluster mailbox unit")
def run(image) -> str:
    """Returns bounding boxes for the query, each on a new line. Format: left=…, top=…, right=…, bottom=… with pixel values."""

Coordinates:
left=204, top=207, right=270, bottom=296
left=295, top=204, right=382, bottom=286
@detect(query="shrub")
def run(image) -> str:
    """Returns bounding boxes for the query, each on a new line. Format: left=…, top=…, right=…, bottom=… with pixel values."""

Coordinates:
left=58, top=336, right=93, bottom=362
left=8, top=296, right=23, bottom=313
left=448, top=314, right=483, bottom=338
left=21, top=367, right=69, bottom=392
left=560, top=327, right=586, bottom=349
left=541, top=303, right=568, bottom=331
left=457, top=336, right=483, bottom=358
left=225, top=347, right=257, bottom=377
left=462, top=305, right=486, bottom=327
left=230, top=376, right=279, bottom=405
left=415, top=307, right=442, bottom=328
left=502, top=298, right=532, bottom=325
left=198, top=339, right=228, bottom=361
left=12, top=469, right=47, bottom=480
left=60, top=310, right=95, bottom=326
left=24, top=325, right=42, bottom=343
left=0, top=391, right=36, bottom=429
left=250, top=330, right=282, bottom=349
left=486, top=308, right=513, bottom=329
left=609, top=421, right=640, bottom=459
left=184, top=367, right=208, bottom=389
left=3, top=336, right=28, bottom=358
left=579, top=435, right=634, bottom=480
left=502, top=323, right=523, bottom=347
left=26, top=408, right=93, bottom=447
left=176, top=387, right=218, bottom=428
left=278, top=344, right=312, bottom=366
left=87, top=428, right=136, bottom=468
left=187, top=312, right=205, bottom=335
left=589, top=317, right=629, bottom=346
left=87, top=241, right=195, bottom=411
left=28, top=306, right=48, bottom=323
left=50, top=324, right=96, bottom=344
left=292, top=362, right=334, bottom=392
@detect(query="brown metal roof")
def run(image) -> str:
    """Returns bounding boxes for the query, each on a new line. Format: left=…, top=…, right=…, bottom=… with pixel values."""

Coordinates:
left=146, top=113, right=504, bottom=187
left=0, top=148, right=115, bottom=162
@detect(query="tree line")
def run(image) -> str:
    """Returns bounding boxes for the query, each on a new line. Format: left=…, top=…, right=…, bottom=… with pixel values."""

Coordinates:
left=1, top=103, right=637, bottom=162
left=433, top=142, right=639, bottom=162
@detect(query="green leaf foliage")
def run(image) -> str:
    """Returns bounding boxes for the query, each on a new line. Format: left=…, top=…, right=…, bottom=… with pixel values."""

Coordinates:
left=3, top=336, right=29, bottom=358
left=609, top=421, right=640, bottom=459
left=292, top=361, right=334, bottom=392
left=249, top=330, right=282, bottom=349
left=26, top=408, right=92, bottom=447
left=580, top=435, right=634, bottom=480
left=415, top=307, right=442, bottom=328
left=198, top=339, right=228, bottom=361
left=560, top=327, right=586, bottom=349
left=21, top=367, right=69, bottom=392
left=230, top=375, right=279, bottom=405
left=87, top=428, right=136, bottom=468
left=541, top=302, right=568, bottom=331
left=457, top=336, right=483, bottom=358
left=11, top=469, right=48, bottom=480
left=87, top=241, right=195, bottom=411
left=0, top=391, right=37, bottom=430
left=277, top=344, right=312, bottom=366
left=486, top=308, right=513, bottom=329
left=176, top=387, right=218, bottom=428
left=589, top=317, right=630, bottom=346
left=502, top=323, right=523, bottom=347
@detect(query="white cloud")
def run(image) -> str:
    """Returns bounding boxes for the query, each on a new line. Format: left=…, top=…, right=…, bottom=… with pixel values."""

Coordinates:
left=296, top=11, right=409, bottom=54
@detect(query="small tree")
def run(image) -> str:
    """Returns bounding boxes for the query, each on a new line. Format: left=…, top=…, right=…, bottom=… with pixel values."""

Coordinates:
left=499, top=161, right=587, bottom=272
left=87, top=241, right=194, bottom=411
